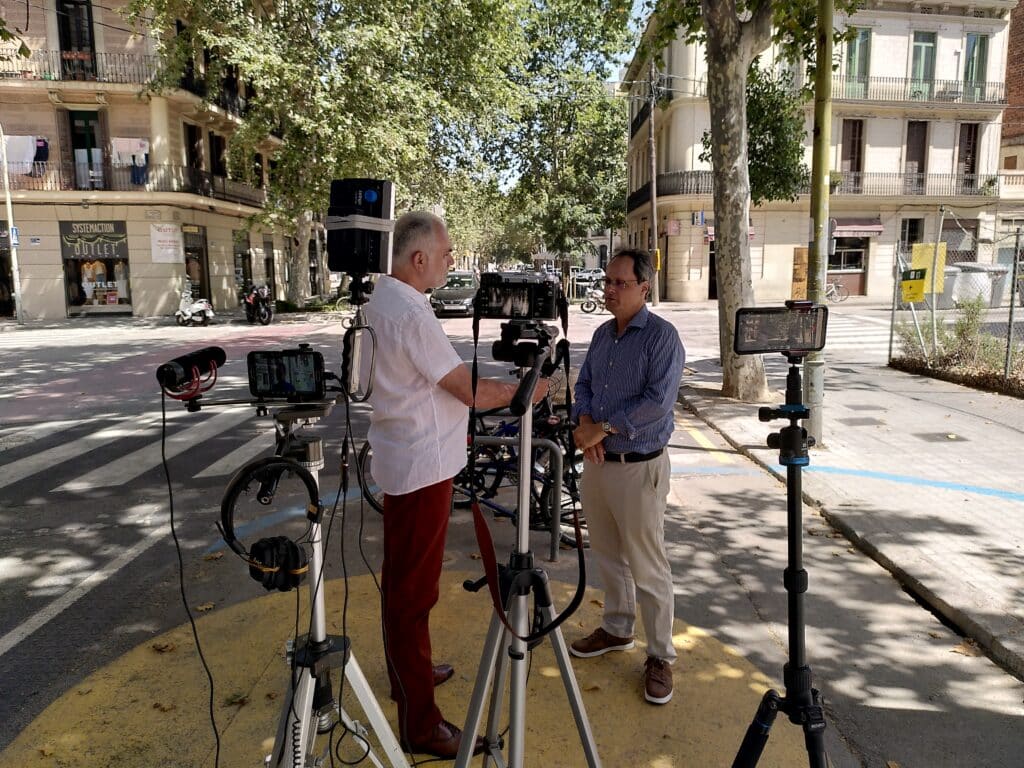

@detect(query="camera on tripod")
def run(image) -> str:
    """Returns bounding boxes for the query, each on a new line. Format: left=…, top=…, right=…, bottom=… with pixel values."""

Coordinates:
left=325, top=178, right=395, bottom=277
left=492, top=320, right=558, bottom=368
left=247, top=345, right=326, bottom=402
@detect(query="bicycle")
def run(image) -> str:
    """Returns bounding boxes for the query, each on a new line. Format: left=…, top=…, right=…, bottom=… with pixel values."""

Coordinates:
left=824, top=281, right=850, bottom=302
left=356, top=401, right=585, bottom=552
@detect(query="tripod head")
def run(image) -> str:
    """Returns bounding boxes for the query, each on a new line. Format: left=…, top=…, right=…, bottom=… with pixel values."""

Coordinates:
left=758, top=353, right=814, bottom=466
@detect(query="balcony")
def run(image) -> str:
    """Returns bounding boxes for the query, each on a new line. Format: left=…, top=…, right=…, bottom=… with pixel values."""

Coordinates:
left=630, top=101, right=650, bottom=139
left=626, top=170, right=1004, bottom=212
left=3, top=161, right=265, bottom=207
left=0, top=49, right=159, bottom=84
left=833, top=76, right=1005, bottom=105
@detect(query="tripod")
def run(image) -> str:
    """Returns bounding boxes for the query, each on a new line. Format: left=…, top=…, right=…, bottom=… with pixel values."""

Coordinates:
left=732, top=356, right=827, bottom=768
left=264, top=403, right=409, bottom=768
left=455, top=348, right=600, bottom=768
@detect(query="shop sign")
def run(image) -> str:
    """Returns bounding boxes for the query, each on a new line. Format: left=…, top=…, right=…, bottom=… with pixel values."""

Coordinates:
left=151, top=223, right=184, bottom=263
left=59, top=221, right=129, bottom=260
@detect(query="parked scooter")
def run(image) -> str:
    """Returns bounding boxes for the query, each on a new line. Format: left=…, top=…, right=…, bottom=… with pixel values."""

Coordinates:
left=175, top=281, right=215, bottom=326
left=580, top=285, right=606, bottom=314
left=242, top=283, right=274, bottom=325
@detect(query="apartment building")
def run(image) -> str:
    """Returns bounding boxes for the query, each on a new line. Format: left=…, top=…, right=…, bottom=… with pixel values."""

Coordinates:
left=0, top=0, right=288, bottom=320
left=624, top=1, right=1015, bottom=303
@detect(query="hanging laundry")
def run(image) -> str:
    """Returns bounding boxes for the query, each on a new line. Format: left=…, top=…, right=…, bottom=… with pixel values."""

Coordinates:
left=5, top=135, right=37, bottom=171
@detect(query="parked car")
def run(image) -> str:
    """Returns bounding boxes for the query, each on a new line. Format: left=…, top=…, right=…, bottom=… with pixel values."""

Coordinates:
left=576, top=268, right=605, bottom=283
left=430, top=270, right=480, bottom=315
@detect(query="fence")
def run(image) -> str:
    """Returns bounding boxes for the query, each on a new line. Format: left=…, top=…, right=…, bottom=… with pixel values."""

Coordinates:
left=888, top=252, right=1024, bottom=394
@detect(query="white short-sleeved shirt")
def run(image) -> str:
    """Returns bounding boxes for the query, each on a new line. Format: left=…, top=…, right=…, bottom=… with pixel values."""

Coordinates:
left=361, top=275, right=467, bottom=495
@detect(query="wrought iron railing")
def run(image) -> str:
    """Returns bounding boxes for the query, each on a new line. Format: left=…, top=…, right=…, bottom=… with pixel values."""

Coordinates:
left=1, top=49, right=248, bottom=116
left=627, top=170, right=1004, bottom=212
left=630, top=101, right=650, bottom=139
left=833, top=75, right=1005, bottom=104
left=3, top=161, right=265, bottom=207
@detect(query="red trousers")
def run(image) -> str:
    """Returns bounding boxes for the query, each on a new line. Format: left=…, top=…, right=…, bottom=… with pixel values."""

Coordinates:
left=381, top=478, right=452, bottom=743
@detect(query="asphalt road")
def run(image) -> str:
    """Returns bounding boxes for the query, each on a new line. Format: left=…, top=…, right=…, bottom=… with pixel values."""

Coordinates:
left=1, top=301, right=1021, bottom=767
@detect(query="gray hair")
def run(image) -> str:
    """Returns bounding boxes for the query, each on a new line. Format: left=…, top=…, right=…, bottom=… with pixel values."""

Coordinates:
left=392, top=211, right=444, bottom=267
left=610, top=247, right=654, bottom=285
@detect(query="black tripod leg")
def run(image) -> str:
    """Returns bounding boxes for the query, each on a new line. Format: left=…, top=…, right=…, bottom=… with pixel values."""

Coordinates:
left=732, top=689, right=781, bottom=768
left=801, top=688, right=828, bottom=768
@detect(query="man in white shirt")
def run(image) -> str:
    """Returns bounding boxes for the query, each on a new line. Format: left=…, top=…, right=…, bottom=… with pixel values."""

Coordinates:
left=362, top=211, right=547, bottom=759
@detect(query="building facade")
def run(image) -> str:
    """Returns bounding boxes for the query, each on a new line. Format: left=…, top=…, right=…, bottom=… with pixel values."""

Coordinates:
left=0, top=0, right=288, bottom=320
left=625, top=1, right=1017, bottom=303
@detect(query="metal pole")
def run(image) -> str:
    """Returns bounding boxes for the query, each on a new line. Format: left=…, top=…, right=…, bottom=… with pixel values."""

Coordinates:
left=0, top=122, right=26, bottom=324
left=930, top=205, right=946, bottom=363
left=1005, top=228, right=1020, bottom=382
left=648, top=58, right=660, bottom=306
left=803, top=0, right=833, bottom=445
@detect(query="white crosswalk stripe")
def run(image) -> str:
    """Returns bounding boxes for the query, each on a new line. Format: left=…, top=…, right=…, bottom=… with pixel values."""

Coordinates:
left=0, top=415, right=160, bottom=490
left=194, top=430, right=275, bottom=479
left=54, top=408, right=250, bottom=491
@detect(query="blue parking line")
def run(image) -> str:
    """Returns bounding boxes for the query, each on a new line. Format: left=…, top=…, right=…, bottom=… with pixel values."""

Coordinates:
left=204, top=487, right=367, bottom=552
left=796, top=465, right=1024, bottom=503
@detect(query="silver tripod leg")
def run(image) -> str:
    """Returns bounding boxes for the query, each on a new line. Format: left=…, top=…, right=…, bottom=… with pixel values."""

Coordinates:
left=456, top=612, right=507, bottom=767
left=507, top=593, right=529, bottom=768
left=540, top=604, right=600, bottom=767
left=269, top=666, right=317, bottom=768
left=342, top=651, right=409, bottom=767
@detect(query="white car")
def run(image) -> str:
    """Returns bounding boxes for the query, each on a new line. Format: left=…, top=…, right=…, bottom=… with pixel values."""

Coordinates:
left=576, top=268, right=605, bottom=283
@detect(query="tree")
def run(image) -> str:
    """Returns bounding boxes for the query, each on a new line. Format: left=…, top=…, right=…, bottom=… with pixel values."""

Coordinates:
left=650, top=0, right=857, bottom=401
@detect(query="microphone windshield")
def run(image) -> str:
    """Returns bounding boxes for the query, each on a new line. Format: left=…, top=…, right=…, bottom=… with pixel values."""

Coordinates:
left=156, top=346, right=228, bottom=390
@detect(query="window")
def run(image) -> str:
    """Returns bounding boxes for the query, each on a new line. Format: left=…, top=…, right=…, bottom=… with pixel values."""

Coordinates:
left=1004, top=155, right=1018, bottom=170
left=964, top=33, right=988, bottom=101
left=209, top=133, right=227, bottom=177
left=829, top=238, right=867, bottom=271
left=911, top=31, right=936, bottom=99
left=900, top=218, right=924, bottom=252
left=845, top=28, right=871, bottom=98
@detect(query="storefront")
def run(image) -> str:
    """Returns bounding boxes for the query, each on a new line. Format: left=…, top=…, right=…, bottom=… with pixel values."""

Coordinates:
left=59, top=220, right=132, bottom=315
left=183, top=225, right=210, bottom=299
left=828, top=217, right=883, bottom=295
left=0, top=221, right=13, bottom=317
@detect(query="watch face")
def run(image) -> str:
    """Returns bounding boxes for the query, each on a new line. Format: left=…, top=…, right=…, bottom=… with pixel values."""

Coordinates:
left=602, top=421, right=611, bottom=433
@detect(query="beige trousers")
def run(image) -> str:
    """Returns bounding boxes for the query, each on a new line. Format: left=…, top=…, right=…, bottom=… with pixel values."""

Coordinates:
left=580, top=451, right=676, bottom=662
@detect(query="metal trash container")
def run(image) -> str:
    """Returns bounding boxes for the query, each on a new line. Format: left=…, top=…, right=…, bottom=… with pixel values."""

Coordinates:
left=957, top=262, right=1009, bottom=308
left=936, top=264, right=961, bottom=309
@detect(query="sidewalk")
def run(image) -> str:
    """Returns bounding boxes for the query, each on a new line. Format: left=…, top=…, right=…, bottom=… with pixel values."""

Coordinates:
left=679, top=355, right=1024, bottom=680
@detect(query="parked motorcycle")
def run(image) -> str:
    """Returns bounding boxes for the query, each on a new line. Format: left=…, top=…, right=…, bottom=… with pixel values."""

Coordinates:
left=243, top=284, right=273, bottom=325
left=175, top=283, right=215, bottom=326
left=580, top=286, right=606, bottom=314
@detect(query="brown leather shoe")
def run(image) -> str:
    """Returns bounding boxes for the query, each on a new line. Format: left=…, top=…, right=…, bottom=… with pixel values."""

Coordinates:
left=570, top=627, right=635, bottom=658
left=433, top=663, right=455, bottom=687
left=401, top=718, right=485, bottom=759
left=644, top=656, right=673, bottom=704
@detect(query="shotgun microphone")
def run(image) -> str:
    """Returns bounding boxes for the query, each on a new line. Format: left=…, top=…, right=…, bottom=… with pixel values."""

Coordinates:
left=156, top=346, right=227, bottom=390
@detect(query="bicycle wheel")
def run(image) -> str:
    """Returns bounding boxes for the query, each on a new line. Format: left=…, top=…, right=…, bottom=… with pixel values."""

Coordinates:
left=834, top=283, right=850, bottom=302
left=356, top=442, right=386, bottom=513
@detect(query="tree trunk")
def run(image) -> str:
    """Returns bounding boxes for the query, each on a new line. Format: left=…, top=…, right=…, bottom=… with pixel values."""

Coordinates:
left=703, top=0, right=770, bottom=402
left=287, top=210, right=313, bottom=306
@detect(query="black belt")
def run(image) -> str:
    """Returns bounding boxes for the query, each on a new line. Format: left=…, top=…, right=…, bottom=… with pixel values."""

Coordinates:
left=603, top=448, right=664, bottom=464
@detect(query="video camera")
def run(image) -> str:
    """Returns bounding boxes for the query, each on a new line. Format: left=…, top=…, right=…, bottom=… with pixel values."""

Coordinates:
left=474, top=272, right=562, bottom=321
left=325, top=178, right=395, bottom=276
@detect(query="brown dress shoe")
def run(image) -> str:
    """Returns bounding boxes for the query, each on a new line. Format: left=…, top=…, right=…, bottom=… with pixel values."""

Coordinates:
left=401, top=718, right=485, bottom=759
left=433, top=663, right=455, bottom=687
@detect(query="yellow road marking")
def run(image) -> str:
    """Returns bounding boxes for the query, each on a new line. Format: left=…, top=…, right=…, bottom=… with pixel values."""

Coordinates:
left=685, top=426, right=733, bottom=464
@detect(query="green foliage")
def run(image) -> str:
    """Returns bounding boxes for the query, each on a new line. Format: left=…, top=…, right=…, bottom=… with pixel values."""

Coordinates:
left=699, top=61, right=808, bottom=206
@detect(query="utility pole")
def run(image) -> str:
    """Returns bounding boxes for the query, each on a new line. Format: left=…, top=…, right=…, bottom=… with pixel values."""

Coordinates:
left=0, top=122, right=26, bottom=325
left=648, top=58, right=660, bottom=305
left=803, top=0, right=833, bottom=444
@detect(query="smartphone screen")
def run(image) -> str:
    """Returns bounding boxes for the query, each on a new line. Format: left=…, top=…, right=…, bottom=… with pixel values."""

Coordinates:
left=734, top=305, right=828, bottom=355
left=247, top=350, right=325, bottom=400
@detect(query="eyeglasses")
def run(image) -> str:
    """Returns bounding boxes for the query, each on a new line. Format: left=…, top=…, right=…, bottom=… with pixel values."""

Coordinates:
left=604, top=279, right=640, bottom=290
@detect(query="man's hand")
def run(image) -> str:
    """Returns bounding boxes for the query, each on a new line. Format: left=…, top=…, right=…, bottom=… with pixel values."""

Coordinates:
left=573, top=421, right=607, bottom=453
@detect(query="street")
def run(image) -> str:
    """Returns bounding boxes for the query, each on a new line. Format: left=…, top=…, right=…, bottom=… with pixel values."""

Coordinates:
left=0, top=301, right=1022, bottom=767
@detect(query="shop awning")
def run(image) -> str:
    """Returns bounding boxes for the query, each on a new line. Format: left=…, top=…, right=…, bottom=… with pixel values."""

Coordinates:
left=832, top=217, right=883, bottom=237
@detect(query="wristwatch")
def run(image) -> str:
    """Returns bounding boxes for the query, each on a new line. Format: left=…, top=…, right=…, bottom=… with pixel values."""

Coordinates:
left=601, top=421, right=612, bottom=435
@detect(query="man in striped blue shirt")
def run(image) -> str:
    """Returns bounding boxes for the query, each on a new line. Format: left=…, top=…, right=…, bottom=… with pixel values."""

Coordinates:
left=569, top=248, right=685, bottom=705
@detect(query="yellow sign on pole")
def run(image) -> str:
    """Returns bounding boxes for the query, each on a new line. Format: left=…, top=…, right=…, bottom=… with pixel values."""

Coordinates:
left=654, top=247, right=661, bottom=271
left=911, top=242, right=947, bottom=293
left=901, top=268, right=927, bottom=303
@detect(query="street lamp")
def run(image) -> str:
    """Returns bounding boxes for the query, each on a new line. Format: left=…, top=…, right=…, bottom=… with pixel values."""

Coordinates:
left=0, top=121, right=26, bottom=324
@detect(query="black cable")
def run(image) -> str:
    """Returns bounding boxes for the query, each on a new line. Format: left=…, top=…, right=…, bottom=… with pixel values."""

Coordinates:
left=160, top=392, right=221, bottom=767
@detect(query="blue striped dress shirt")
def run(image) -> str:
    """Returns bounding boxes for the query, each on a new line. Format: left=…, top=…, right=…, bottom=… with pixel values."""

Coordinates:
left=572, top=305, right=686, bottom=454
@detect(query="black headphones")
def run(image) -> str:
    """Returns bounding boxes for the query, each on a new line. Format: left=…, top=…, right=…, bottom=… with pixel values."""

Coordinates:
left=218, top=456, right=320, bottom=592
